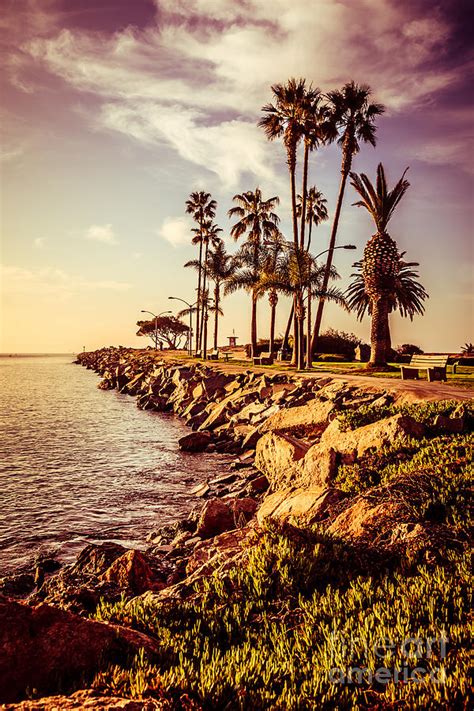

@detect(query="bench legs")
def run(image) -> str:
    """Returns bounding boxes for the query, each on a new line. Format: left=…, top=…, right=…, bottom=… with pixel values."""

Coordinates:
left=400, top=366, right=419, bottom=380
left=427, top=368, right=447, bottom=382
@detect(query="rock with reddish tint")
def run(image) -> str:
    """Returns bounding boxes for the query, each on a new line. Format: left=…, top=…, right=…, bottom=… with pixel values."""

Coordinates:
left=257, top=487, right=345, bottom=525
left=0, top=596, right=161, bottom=704
left=196, top=498, right=257, bottom=538
left=327, top=499, right=408, bottom=542
left=178, top=431, right=211, bottom=452
left=2, top=689, right=163, bottom=709
left=249, top=474, right=269, bottom=493
left=99, top=550, right=167, bottom=596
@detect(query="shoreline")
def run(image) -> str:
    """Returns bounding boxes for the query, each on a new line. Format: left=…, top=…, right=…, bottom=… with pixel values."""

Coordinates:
left=1, top=347, right=471, bottom=708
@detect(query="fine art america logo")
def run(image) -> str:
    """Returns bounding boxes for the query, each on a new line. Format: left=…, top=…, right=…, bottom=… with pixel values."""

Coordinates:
left=328, top=632, right=448, bottom=685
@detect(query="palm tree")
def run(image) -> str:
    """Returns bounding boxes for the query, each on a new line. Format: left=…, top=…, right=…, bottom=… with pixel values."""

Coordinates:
left=296, top=187, right=329, bottom=251
left=199, top=221, right=223, bottom=353
left=255, top=234, right=284, bottom=355
left=260, top=243, right=348, bottom=353
left=259, top=78, right=318, bottom=368
left=185, top=191, right=217, bottom=353
left=312, top=82, right=385, bottom=354
left=346, top=253, right=428, bottom=353
left=224, top=243, right=263, bottom=355
left=205, top=242, right=238, bottom=350
left=228, top=188, right=280, bottom=356
left=349, top=163, right=410, bottom=367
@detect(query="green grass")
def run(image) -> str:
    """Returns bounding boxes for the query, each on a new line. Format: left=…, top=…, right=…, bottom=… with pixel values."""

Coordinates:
left=92, top=525, right=471, bottom=709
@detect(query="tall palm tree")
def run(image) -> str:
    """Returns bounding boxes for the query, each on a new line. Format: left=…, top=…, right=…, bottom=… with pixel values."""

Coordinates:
left=259, top=78, right=317, bottom=368
left=349, top=163, right=410, bottom=367
left=312, top=82, right=385, bottom=354
left=199, top=221, right=223, bottom=353
left=185, top=191, right=217, bottom=353
left=205, top=242, right=238, bottom=350
left=228, top=188, right=280, bottom=356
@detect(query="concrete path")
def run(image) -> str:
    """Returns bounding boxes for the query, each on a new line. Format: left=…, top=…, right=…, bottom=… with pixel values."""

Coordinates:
left=157, top=352, right=472, bottom=402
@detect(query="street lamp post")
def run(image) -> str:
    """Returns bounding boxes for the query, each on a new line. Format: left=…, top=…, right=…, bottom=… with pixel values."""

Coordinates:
left=140, top=309, right=171, bottom=350
left=168, top=297, right=196, bottom=356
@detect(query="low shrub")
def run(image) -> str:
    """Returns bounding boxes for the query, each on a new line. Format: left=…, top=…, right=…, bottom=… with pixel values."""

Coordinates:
left=316, top=353, right=349, bottom=363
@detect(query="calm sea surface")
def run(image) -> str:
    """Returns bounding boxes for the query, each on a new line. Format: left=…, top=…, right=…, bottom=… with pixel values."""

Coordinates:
left=0, top=355, right=228, bottom=574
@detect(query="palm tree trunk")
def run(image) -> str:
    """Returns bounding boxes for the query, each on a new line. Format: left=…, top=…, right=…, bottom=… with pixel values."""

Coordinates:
left=306, top=219, right=313, bottom=252
left=213, top=283, right=219, bottom=350
left=195, top=236, right=203, bottom=353
left=269, top=291, right=277, bottom=355
left=311, top=167, right=349, bottom=354
left=200, top=240, right=209, bottom=351
left=282, top=303, right=293, bottom=354
left=300, top=141, right=309, bottom=251
left=203, top=311, right=208, bottom=359
left=251, top=292, right=258, bottom=358
left=369, top=296, right=389, bottom=366
left=306, top=286, right=312, bottom=369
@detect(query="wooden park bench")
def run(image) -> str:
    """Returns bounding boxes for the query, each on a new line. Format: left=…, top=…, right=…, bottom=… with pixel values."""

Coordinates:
left=400, top=354, right=449, bottom=382
left=253, top=351, right=274, bottom=366
left=207, top=349, right=220, bottom=360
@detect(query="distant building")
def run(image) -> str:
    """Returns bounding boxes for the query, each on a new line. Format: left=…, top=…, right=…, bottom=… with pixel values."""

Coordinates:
left=227, top=335, right=238, bottom=347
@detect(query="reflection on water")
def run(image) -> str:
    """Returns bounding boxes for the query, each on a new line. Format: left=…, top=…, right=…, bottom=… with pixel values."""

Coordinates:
left=0, top=355, right=227, bottom=573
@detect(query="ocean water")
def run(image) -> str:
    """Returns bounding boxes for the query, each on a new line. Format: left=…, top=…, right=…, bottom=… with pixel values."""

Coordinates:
left=0, top=355, right=227, bottom=574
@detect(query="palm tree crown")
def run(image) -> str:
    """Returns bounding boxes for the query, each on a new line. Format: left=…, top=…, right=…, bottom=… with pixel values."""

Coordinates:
left=327, top=81, right=385, bottom=173
left=346, top=254, right=428, bottom=321
left=228, top=188, right=280, bottom=244
left=350, top=163, right=410, bottom=233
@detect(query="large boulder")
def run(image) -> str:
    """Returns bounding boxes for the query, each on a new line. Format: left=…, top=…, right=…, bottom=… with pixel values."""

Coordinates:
left=327, top=499, right=408, bottom=542
left=259, top=397, right=334, bottom=434
left=2, top=689, right=162, bottom=709
left=257, top=487, right=345, bottom=525
left=320, top=414, right=425, bottom=463
left=254, top=432, right=309, bottom=488
left=298, top=446, right=338, bottom=488
left=99, top=550, right=167, bottom=596
left=178, top=431, right=211, bottom=452
left=195, top=498, right=257, bottom=538
left=0, top=597, right=161, bottom=704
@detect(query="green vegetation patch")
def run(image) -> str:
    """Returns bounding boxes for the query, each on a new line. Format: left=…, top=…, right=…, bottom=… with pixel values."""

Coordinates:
left=92, top=524, right=471, bottom=709
left=337, top=399, right=473, bottom=432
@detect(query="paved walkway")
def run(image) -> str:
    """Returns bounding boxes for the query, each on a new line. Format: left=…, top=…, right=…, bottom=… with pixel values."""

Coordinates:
left=156, top=352, right=473, bottom=402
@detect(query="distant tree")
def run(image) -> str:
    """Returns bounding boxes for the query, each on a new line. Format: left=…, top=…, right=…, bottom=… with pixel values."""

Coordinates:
left=461, top=342, right=474, bottom=355
left=136, top=316, right=189, bottom=350
left=397, top=343, right=424, bottom=356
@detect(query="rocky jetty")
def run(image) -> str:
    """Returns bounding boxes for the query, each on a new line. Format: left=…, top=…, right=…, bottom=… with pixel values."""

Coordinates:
left=1, top=347, right=471, bottom=707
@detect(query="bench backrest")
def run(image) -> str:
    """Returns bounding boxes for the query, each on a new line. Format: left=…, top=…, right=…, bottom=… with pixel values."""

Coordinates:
left=259, top=352, right=271, bottom=358
left=409, top=355, right=449, bottom=367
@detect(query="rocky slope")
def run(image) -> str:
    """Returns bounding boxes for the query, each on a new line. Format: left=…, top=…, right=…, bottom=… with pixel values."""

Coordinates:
left=1, top=347, right=471, bottom=709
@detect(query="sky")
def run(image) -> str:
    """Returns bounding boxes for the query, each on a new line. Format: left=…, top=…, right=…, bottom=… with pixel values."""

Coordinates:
left=1, top=0, right=472, bottom=353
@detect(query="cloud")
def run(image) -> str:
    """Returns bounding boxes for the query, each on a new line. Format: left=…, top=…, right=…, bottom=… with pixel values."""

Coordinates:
left=1, top=264, right=131, bottom=297
left=84, top=223, right=117, bottom=244
left=33, top=237, right=45, bottom=248
left=157, top=217, right=192, bottom=247
left=6, top=0, right=473, bottom=183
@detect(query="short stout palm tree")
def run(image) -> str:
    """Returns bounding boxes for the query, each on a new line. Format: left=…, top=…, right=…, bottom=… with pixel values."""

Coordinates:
left=312, top=82, right=385, bottom=355
left=185, top=191, right=217, bottom=353
left=350, top=163, right=410, bottom=367
left=346, top=253, right=428, bottom=353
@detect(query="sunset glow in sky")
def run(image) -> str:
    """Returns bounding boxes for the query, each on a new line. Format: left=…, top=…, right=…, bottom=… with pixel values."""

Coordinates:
left=1, top=0, right=472, bottom=353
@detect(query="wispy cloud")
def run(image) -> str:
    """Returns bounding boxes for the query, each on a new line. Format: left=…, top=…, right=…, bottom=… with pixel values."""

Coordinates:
left=84, top=223, right=117, bottom=244
left=157, top=217, right=191, bottom=247
left=33, top=237, right=46, bottom=248
left=11, top=0, right=470, bottom=184
left=1, top=264, right=131, bottom=297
